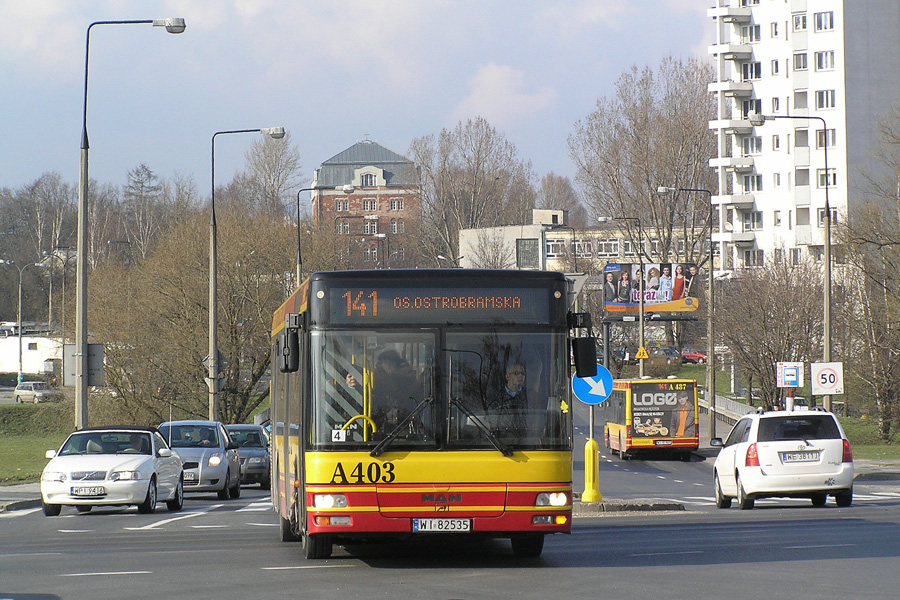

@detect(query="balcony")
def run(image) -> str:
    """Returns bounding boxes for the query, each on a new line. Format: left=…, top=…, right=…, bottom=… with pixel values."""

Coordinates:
left=709, top=43, right=752, bottom=62
left=709, top=156, right=754, bottom=172
left=713, top=193, right=755, bottom=209
left=707, top=5, right=751, bottom=24
left=709, top=119, right=752, bottom=135
left=708, top=80, right=753, bottom=98
left=719, top=230, right=756, bottom=246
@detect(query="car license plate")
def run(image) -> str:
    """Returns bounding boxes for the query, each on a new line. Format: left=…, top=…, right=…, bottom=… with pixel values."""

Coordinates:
left=412, top=518, right=471, bottom=532
left=71, top=486, right=106, bottom=496
left=782, top=451, right=820, bottom=463
left=183, top=471, right=197, bottom=482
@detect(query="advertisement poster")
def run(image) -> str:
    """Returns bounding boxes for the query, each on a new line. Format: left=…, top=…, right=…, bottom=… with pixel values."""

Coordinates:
left=602, top=262, right=700, bottom=314
left=630, top=381, right=697, bottom=439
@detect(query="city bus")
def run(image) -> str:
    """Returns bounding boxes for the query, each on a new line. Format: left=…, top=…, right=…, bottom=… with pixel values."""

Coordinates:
left=604, top=379, right=699, bottom=461
left=269, top=269, right=596, bottom=559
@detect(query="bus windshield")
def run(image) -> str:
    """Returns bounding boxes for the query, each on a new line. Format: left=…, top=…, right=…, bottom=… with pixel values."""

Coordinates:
left=310, top=329, right=570, bottom=452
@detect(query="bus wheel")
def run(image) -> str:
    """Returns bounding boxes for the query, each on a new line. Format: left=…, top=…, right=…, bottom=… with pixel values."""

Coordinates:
left=511, top=534, right=544, bottom=558
left=303, top=533, right=332, bottom=559
left=279, top=514, right=300, bottom=542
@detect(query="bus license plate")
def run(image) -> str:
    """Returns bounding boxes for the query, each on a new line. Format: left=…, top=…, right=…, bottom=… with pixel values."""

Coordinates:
left=412, top=518, right=471, bottom=532
left=71, top=486, right=106, bottom=496
left=782, top=451, right=820, bottom=463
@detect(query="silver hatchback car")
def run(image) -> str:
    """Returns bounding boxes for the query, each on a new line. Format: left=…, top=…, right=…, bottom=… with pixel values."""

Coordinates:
left=158, top=420, right=242, bottom=499
left=225, top=424, right=270, bottom=489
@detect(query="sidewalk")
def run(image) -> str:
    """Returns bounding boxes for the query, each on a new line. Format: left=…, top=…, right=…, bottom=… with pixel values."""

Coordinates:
left=4, top=460, right=898, bottom=513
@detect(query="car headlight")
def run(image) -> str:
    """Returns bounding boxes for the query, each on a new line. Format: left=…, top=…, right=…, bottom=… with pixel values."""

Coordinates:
left=42, top=471, right=66, bottom=482
left=535, top=492, right=568, bottom=507
left=313, top=494, right=348, bottom=509
left=208, top=453, right=223, bottom=467
left=248, top=457, right=263, bottom=464
left=110, top=471, right=141, bottom=481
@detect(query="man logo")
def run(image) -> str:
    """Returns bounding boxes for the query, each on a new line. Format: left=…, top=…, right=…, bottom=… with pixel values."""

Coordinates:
left=421, top=493, right=462, bottom=503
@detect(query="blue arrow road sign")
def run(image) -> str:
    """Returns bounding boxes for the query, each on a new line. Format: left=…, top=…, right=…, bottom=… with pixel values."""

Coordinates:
left=572, top=364, right=614, bottom=405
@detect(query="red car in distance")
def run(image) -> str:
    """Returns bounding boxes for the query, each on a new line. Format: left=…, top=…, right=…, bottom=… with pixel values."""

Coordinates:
left=681, top=348, right=708, bottom=364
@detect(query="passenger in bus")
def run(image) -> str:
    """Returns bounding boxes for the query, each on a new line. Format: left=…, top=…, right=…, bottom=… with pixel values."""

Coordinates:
left=488, top=363, right=528, bottom=437
left=371, top=350, right=421, bottom=434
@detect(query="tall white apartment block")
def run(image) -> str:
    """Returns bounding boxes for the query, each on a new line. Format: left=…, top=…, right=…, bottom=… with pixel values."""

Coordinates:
left=708, top=0, right=900, bottom=270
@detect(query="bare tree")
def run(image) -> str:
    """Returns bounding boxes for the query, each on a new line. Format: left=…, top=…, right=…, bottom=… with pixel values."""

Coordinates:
left=243, top=131, right=303, bottom=215
left=537, top=173, right=588, bottom=228
left=469, top=229, right=516, bottom=269
left=569, top=56, right=716, bottom=267
left=716, top=258, right=824, bottom=411
left=122, top=164, right=165, bottom=261
left=409, top=117, right=536, bottom=265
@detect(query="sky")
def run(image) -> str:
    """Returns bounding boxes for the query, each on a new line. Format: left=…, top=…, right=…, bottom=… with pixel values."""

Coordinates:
left=0, top=0, right=714, bottom=198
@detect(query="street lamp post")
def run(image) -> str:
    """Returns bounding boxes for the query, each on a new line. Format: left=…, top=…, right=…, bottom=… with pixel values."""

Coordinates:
left=75, top=17, right=186, bottom=430
left=658, top=186, right=716, bottom=438
left=0, top=260, right=41, bottom=383
left=209, top=127, right=285, bottom=422
left=749, top=112, right=832, bottom=411
left=296, top=185, right=354, bottom=283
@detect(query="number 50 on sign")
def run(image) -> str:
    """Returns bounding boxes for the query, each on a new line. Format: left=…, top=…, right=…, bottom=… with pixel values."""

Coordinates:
left=811, top=362, right=844, bottom=396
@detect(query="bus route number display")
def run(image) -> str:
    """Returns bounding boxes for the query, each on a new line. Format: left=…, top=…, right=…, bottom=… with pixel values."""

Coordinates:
left=326, top=287, right=552, bottom=324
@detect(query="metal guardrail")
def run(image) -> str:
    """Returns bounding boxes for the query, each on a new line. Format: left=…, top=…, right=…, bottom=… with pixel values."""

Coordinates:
left=698, top=393, right=755, bottom=430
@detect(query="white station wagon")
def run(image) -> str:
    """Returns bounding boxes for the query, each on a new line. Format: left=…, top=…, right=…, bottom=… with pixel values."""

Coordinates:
left=711, top=408, right=854, bottom=509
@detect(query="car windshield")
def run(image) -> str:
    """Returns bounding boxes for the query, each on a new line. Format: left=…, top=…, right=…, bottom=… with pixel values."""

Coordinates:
left=757, top=415, right=841, bottom=442
left=59, top=432, right=152, bottom=455
left=158, top=424, right=219, bottom=448
left=228, top=428, right=265, bottom=448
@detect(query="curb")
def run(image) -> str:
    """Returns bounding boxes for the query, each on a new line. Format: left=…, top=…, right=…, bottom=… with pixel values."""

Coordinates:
left=574, top=500, right=685, bottom=515
left=0, top=499, right=41, bottom=512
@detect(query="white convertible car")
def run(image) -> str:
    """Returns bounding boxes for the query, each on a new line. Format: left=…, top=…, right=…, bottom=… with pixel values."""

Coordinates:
left=41, top=426, right=184, bottom=516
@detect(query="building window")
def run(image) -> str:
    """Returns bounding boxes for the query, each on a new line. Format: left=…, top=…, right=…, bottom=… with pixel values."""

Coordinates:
left=770, top=22, right=779, bottom=38
left=545, top=238, right=566, bottom=258
left=364, top=247, right=378, bottom=262
left=742, top=99, right=762, bottom=118
left=793, top=53, right=808, bottom=71
left=594, top=238, right=619, bottom=258
left=774, top=210, right=782, bottom=226
left=817, top=168, right=837, bottom=188
left=815, top=90, right=836, bottom=109
left=389, top=198, right=404, bottom=210
left=361, top=173, right=376, bottom=187
left=815, top=51, right=835, bottom=71
left=391, top=246, right=405, bottom=262
left=816, top=129, right=836, bottom=148
left=741, top=0, right=759, bottom=6
left=743, top=211, right=763, bottom=231
left=743, top=174, right=763, bottom=192
left=772, top=135, right=780, bottom=150
left=742, top=136, right=762, bottom=156
left=363, top=198, right=377, bottom=211
left=336, top=219, right=349, bottom=235
left=817, top=207, right=838, bottom=226
left=795, top=169, right=810, bottom=186
left=795, top=129, right=809, bottom=148
left=773, top=173, right=781, bottom=188
left=790, top=248, right=802, bottom=265
left=742, top=62, right=762, bottom=81
left=574, top=239, right=592, bottom=259
left=792, top=14, right=807, bottom=31
left=794, top=91, right=808, bottom=109
left=742, top=25, right=761, bottom=43
left=743, top=249, right=765, bottom=267
left=772, top=97, right=780, bottom=112
left=814, top=11, right=834, bottom=31
left=797, top=207, right=811, bottom=226
left=364, top=220, right=378, bottom=235
left=771, top=59, right=779, bottom=76
left=334, top=199, right=348, bottom=212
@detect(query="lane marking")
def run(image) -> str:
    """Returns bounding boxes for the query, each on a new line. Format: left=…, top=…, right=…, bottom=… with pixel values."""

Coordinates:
left=125, top=505, right=223, bottom=531
left=263, top=565, right=357, bottom=571
left=630, top=550, right=703, bottom=557
left=59, top=529, right=94, bottom=533
left=782, top=543, right=854, bottom=550
left=248, top=522, right=279, bottom=527
left=191, top=524, right=227, bottom=529
left=0, top=508, right=42, bottom=518
left=61, top=571, right=152, bottom=577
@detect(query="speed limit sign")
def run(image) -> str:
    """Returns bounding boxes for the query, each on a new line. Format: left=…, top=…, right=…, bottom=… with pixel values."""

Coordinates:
left=811, top=362, right=844, bottom=395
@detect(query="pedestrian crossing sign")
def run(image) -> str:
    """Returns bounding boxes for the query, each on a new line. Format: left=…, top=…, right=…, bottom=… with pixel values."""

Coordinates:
left=635, top=346, right=649, bottom=360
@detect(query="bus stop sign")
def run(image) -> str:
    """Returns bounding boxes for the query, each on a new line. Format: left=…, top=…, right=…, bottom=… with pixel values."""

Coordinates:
left=572, top=364, right=614, bottom=405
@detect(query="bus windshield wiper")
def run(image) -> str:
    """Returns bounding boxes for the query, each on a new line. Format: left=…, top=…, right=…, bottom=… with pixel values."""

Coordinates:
left=370, top=397, right=434, bottom=457
left=450, top=397, right=513, bottom=457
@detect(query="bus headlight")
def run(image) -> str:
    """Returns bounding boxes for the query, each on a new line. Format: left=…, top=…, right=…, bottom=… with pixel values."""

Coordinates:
left=535, top=492, right=568, bottom=507
left=313, top=494, right=348, bottom=509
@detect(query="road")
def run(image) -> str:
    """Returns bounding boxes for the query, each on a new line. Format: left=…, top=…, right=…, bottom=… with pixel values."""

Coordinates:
left=3, top=485, right=900, bottom=600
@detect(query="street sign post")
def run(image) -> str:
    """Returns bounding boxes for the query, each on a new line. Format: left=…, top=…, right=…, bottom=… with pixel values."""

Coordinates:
left=572, top=364, right=614, bottom=405
left=572, top=363, right=614, bottom=503
left=777, top=361, right=804, bottom=388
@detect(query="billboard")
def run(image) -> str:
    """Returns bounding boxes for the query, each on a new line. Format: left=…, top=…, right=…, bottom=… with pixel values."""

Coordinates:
left=602, top=262, right=700, bottom=314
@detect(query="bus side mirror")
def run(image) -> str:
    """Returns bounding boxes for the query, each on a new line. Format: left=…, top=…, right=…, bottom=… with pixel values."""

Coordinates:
left=572, top=337, right=597, bottom=379
left=279, top=330, right=299, bottom=373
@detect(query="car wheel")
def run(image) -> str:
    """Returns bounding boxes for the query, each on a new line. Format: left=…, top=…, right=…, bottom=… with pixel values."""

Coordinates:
left=217, top=472, right=231, bottom=500
left=714, top=473, right=732, bottom=509
left=14, top=395, right=20, bottom=403
left=810, top=493, right=827, bottom=507
left=228, top=476, right=241, bottom=499
left=835, top=488, right=853, bottom=507
left=166, top=476, right=184, bottom=511
left=511, top=534, right=545, bottom=558
left=302, top=532, right=332, bottom=559
left=42, top=500, right=62, bottom=516
left=280, top=513, right=300, bottom=542
left=736, top=473, right=754, bottom=510
left=137, top=478, right=157, bottom=513
left=261, top=477, right=271, bottom=490
left=76, top=505, right=92, bottom=513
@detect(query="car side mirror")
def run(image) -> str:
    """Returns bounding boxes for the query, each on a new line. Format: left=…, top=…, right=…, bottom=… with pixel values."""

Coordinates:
left=226, top=441, right=239, bottom=451
left=157, top=448, right=173, bottom=458
left=709, top=438, right=724, bottom=447
left=45, top=449, right=57, bottom=459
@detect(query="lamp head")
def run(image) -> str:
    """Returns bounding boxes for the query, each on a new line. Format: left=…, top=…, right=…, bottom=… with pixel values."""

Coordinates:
left=747, top=112, right=767, bottom=127
left=337, top=184, right=355, bottom=193
left=261, top=127, right=286, bottom=139
left=597, top=216, right=612, bottom=223
left=153, top=18, right=186, bottom=34
left=657, top=186, right=676, bottom=194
